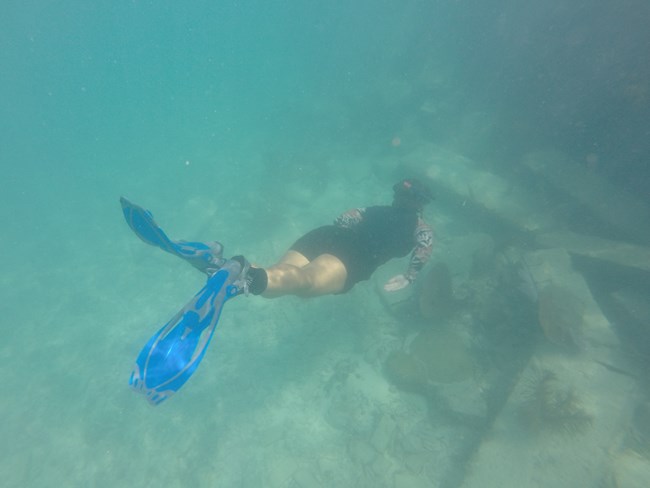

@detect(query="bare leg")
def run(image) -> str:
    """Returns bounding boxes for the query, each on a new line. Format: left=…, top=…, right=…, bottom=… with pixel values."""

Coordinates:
left=260, top=251, right=347, bottom=298
left=276, top=250, right=310, bottom=267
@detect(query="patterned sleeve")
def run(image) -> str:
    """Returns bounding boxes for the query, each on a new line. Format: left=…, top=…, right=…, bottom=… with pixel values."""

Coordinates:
left=405, top=217, right=434, bottom=282
left=334, top=208, right=365, bottom=228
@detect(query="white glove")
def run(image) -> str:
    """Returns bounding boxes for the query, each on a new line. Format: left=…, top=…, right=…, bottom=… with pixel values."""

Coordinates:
left=383, top=274, right=411, bottom=292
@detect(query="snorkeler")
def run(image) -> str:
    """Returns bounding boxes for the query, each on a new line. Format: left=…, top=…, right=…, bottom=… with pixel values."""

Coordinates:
left=230, top=178, right=435, bottom=298
left=121, top=178, right=435, bottom=404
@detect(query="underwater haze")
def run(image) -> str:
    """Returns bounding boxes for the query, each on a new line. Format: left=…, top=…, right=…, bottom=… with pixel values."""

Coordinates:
left=2, top=1, right=650, bottom=487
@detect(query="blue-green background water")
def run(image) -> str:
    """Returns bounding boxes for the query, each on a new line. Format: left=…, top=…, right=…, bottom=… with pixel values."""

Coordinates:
left=2, top=1, right=649, bottom=487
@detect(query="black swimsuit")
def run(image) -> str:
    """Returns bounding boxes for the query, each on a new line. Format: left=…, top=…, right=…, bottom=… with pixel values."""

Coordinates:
left=289, top=206, right=418, bottom=292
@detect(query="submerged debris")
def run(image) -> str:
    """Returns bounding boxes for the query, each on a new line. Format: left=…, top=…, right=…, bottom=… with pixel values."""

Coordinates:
left=537, top=285, right=586, bottom=350
left=628, top=401, right=650, bottom=457
left=519, top=368, right=593, bottom=436
left=383, top=327, right=474, bottom=394
left=417, top=262, right=455, bottom=321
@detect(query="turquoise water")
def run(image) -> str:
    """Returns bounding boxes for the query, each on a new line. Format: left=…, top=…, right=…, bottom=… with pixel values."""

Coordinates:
left=2, top=1, right=649, bottom=487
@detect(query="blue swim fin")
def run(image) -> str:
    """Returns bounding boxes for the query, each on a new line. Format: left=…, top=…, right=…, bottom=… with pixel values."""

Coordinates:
left=129, top=259, right=242, bottom=405
left=120, top=196, right=225, bottom=275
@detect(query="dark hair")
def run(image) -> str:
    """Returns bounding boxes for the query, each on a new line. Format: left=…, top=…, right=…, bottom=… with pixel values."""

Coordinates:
left=392, top=178, right=433, bottom=207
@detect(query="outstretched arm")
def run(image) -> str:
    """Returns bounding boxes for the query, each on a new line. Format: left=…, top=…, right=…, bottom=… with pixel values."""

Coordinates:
left=384, top=217, right=434, bottom=291
left=405, top=219, right=434, bottom=281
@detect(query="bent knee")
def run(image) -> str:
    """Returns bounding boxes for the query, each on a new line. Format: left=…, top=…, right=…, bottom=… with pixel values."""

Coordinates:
left=302, top=263, right=347, bottom=295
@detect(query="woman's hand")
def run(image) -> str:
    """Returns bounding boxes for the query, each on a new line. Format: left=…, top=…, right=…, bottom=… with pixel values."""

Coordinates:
left=383, top=274, right=411, bottom=292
